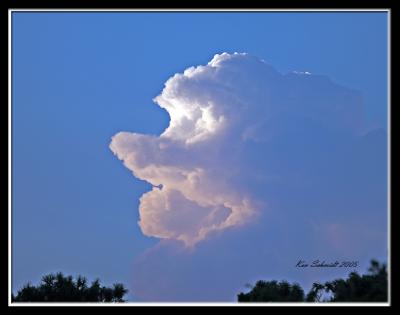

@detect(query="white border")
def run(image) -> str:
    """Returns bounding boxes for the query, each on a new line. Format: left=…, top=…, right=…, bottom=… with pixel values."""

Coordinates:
left=8, top=9, right=390, bottom=12
left=8, top=8, right=391, bottom=307
left=386, top=8, right=391, bottom=307
left=8, top=8, right=13, bottom=307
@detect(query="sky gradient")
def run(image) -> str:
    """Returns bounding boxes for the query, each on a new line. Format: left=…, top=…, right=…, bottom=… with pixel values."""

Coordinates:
left=12, top=11, right=388, bottom=301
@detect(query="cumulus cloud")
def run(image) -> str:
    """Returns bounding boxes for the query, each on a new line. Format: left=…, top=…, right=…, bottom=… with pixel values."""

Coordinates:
left=110, top=52, right=387, bottom=301
left=110, top=52, right=365, bottom=247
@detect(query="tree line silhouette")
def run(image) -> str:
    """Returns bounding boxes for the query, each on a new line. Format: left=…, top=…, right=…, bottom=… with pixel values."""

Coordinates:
left=238, top=260, right=387, bottom=302
left=12, top=272, right=127, bottom=302
left=12, top=260, right=387, bottom=302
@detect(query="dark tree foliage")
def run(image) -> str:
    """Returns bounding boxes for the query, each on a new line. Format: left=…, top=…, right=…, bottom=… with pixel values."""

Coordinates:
left=238, top=280, right=305, bottom=302
left=309, top=259, right=387, bottom=302
left=238, top=260, right=387, bottom=302
left=12, top=272, right=128, bottom=302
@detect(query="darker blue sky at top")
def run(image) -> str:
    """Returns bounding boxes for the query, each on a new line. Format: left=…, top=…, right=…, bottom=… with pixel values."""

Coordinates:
left=12, top=12, right=388, bottom=299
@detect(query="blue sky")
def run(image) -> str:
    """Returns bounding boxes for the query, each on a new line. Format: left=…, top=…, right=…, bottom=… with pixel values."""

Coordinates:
left=12, top=11, right=388, bottom=301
